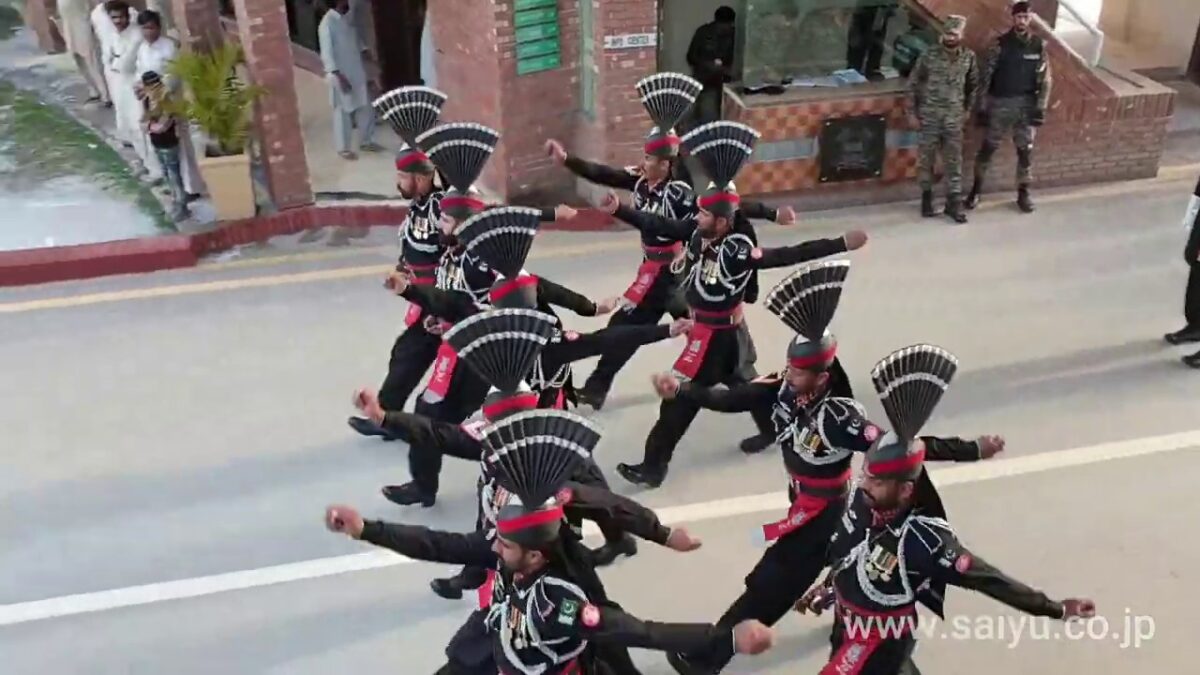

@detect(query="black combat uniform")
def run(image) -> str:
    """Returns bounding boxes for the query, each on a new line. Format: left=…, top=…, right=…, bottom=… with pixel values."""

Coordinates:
left=611, top=204, right=848, bottom=487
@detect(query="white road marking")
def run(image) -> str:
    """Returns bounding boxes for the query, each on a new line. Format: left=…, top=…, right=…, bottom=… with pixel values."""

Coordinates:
left=2, top=430, right=1197, bottom=627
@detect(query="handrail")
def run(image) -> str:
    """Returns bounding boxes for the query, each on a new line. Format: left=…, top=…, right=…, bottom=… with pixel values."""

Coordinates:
left=1051, top=0, right=1105, bottom=67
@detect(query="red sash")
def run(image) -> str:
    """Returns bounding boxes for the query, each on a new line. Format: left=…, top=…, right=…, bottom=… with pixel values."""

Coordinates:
left=622, top=243, right=681, bottom=306
left=761, top=492, right=834, bottom=542
left=423, top=342, right=458, bottom=403
left=478, top=568, right=496, bottom=609
left=403, top=304, right=423, bottom=327
left=671, top=306, right=740, bottom=379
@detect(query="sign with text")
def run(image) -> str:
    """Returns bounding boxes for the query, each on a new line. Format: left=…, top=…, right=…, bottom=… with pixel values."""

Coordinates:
left=514, top=0, right=561, bottom=76
left=818, top=114, right=887, bottom=183
left=604, top=33, right=657, bottom=50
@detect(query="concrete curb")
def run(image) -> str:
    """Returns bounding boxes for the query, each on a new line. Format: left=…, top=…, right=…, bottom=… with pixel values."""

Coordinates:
left=0, top=204, right=620, bottom=286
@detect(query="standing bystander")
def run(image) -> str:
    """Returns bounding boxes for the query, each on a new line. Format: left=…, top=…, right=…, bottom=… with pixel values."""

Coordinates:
left=140, top=71, right=189, bottom=221
left=1167, top=175, right=1200, bottom=368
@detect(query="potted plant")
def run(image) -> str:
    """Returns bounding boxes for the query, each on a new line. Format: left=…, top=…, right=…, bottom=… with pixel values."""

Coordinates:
left=167, top=43, right=265, bottom=220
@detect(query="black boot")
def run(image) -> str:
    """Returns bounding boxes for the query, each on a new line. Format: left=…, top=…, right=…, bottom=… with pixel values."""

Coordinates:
left=965, top=178, right=982, bottom=210
left=1184, top=350, right=1200, bottom=369
left=920, top=190, right=935, bottom=218
left=738, top=434, right=772, bottom=454
left=348, top=416, right=393, bottom=439
left=616, top=462, right=665, bottom=489
left=1017, top=185, right=1035, bottom=213
left=430, top=576, right=466, bottom=600
left=381, top=482, right=436, bottom=507
left=591, top=534, right=638, bottom=567
left=1165, top=326, right=1200, bottom=345
left=575, top=386, right=607, bottom=411
left=945, top=193, right=968, bottom=224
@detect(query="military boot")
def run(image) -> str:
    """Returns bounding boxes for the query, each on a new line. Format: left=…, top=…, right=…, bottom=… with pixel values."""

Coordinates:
left=920, top=190, right=936, bottom=218
left=1017, top=185, right=1036, bottom=213
left=945, top=193, right=968, bottom=224
left=965, top=178, right=983, bottom=210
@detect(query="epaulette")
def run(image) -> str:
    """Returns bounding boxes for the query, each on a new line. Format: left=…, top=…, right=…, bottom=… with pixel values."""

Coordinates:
left=821, top=396, right=867, bottom=422
left=722, top=232, right=755, bottom=260
left=903, top=515, right=956, bottom=554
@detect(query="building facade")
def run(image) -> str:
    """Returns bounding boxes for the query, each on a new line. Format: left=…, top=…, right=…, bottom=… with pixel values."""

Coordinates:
left=23, top=0, right=1191, bottom=213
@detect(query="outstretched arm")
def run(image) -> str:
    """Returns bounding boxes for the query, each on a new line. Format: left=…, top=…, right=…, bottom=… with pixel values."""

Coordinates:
left=922, top=435, right=1004, bottom=462
left=610, top=201, right=697, bottom=242
left=536, top=276, right=600, bottom=317
left=400, top=284, right=476, bottom=322
left=751, top=236, right=850, bottom=269
left=550, top=324, right=674, bottom=363
left=672, top=377, right=778, bottom=413
left=565, top=482, right=673, bottom=546
left=324, top=506, right=497, bottom=567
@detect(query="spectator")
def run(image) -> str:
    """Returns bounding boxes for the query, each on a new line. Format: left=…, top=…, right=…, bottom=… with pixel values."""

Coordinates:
left=686, top=6, right=737, bottom=128
left=96, top=2, right=142, bottom=154
left=1166, top=175, right=1200, bottom=368
left=319, top=0, right=382, bottom=160
left=55, top=0, right=110, bottom=104
left=140, top=71, right=189, bottom=221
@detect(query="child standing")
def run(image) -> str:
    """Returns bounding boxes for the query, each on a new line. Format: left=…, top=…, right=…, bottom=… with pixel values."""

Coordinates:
left=140, top=70, right=190, bottom=221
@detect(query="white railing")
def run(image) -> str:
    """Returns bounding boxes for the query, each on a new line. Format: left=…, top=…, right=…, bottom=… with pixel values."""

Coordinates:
left=1050, top=0, right=1105, bottom=67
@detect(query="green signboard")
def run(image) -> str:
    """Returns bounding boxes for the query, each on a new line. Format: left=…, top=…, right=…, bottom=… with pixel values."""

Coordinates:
left=517, top=52, right=561, bottom=76
left=514, top=0, right=561, bottom=76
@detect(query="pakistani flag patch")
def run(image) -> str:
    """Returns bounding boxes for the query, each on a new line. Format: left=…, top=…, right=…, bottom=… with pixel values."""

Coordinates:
left=556, top=599, right=580, bottom=626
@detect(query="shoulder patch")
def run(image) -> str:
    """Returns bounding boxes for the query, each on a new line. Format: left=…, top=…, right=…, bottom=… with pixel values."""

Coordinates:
left=905, top=515, right=956, bottom=555
left=556, top=598, right=580, bottom=625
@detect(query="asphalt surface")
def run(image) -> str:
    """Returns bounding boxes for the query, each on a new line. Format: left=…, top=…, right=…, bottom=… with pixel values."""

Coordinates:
left=2, top=176, right=1199, bottom=674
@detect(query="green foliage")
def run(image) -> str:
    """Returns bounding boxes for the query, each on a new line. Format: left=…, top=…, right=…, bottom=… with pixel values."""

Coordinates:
left=166, top=43, right=266, bottom=157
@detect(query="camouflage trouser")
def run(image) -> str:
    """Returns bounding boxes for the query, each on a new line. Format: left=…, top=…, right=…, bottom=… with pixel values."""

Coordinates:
left=917, top=112, right=966, bottom=194
left=975, top=96, right=1036, bottom=185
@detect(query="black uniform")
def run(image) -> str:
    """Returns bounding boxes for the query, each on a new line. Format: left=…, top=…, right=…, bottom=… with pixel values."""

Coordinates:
left=360, top=517, right=733, bottom=675
left=611, top=204, right=849, bottom=485
left=563, top=157, right=780, bottom=405
left=669, top=379, right=983, bottom=672
left=819, top=490, right=1065, bottom=674
left=379, top=188, right=447, bottom=410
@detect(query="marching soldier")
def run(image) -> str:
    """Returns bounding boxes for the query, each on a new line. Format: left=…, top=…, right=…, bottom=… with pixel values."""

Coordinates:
left=598, top=122, right=865, bottom=488
left=967, top=1, right=1053, bottom=213
left=1167, top=174, right=1200, bottom=368
left=545, top=72, right=795, bottom=414
left=909, top=15, right=979, bottom=224
left=663, top=266, right=1001, bottom=675
left=797, top=344, right=1095, bottom=674
left=325, top=409, right=775, bottom=675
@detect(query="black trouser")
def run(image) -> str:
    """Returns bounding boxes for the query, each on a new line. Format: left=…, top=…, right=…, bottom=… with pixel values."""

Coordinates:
left=642, top=326, right=772, bottom=471
left=583, top=279, right=687, bottom=397
left=408, top=367, right=491, bottom=495
left=1185, top=264, right=1200, bottom=328
left=823, top=621, right=920, bottom=675
left=847, top=7, right=887, bottom=75
left=685, top=500, right=842, bottom=671
left=379, top=322, right=441, bottom=410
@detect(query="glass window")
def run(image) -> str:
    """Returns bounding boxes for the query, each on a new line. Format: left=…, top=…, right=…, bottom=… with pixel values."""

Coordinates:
left=740, top=0, right=939, bottom=88
left=580, top=0, right=597, bottom=119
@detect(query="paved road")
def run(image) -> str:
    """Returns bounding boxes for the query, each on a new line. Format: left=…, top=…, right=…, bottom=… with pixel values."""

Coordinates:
left=2, top=176, right=1199, bottom=674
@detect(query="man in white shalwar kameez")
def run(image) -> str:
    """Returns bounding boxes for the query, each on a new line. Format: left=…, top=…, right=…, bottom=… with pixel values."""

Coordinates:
left=135, top=10, right=206, bottom=196
left=95, top=1, right=141, bottom=149
left=318, top=0, right=381, bottom=160
left=55, top=0, right=109, bottom=104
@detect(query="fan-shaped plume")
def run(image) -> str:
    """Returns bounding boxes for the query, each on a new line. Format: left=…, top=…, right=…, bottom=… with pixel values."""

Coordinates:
left=765, top=260, right=850, bottom=341
left=417, top=123, right=500, bottom=193
left=456, top=206, right=542, bottom=278
left=373, top=86, right=447, bottom=146
left=870, top=345, right=959, bottom=442
left=636, top=73, right=703, bottom=132
left=443, top=309, right=557, bottom=392
left=482, top=409, right=603, bottom=507
left=680, top=121, right=760, bottom=189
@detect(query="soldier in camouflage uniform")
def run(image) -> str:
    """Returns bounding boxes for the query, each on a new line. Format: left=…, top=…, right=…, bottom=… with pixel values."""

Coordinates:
left=908, top=14, right=979, bottom=224
left=967, top=1, right=1053, bottom=214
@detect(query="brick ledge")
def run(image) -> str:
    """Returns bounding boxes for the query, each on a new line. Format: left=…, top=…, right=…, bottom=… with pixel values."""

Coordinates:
left=0, top=205, right=621, bottom=287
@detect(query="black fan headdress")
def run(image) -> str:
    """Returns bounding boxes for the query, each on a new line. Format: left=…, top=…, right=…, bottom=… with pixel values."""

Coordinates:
left=418, top=123, right=499, bottom=219
left=483, top=409, right=603, bottom=547
left=443, top=308, right=557, bottom=394
left=766, top=260, right=850, bottom=372
left=456, top=206, right=542, bottom=279
left=681, top=121, right=760, bottom=216
left=636, top=73, right=703, bottom=158
left=375, top=86, right=447, bottom=173
left=864, top=345, right=959, bottom=480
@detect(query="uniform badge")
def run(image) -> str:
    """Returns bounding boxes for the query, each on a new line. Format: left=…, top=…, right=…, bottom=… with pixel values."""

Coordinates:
left=866, top=544, right=899, bottom=582
left=954, top=553, right=973, bottom=574
left=581, top=603, right=601, bottom=628
left=556, top=599, right=580, bottom=626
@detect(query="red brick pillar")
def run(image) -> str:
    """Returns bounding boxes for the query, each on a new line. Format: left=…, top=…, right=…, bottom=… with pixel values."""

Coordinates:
left=426, top=0, right=507, bottom=194
left=231, top=0, right=313, bottom=210
left=24, top=0, right=64, bottom=53
left=588, top=0, right=657, bottom=167
left=172, top=0, right=224, bottom=52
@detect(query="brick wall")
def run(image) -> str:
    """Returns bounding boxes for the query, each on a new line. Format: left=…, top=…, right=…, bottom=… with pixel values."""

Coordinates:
left=171, top=0, right=223, bottom=52
left=231, top=0, right=313, bottom=210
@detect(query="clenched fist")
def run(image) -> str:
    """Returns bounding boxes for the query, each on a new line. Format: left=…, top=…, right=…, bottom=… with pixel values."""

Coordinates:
left=651, top=372, right=681, bottom=399
left=665, top=527, right=703, bottom=552
left=668, top=318, right=694, bottom=337
left=554, top=204, right=578, bottom=221
left=353, top=388, right=386, bottom=424
left=775, top=206, right=797, bottom=225
left=843, top=230, right=868, bottom=251
left=325, top=505, right=365, bottom=538
left=733, top=620, right=774, bottom=655
left=545, top=139, right=568, bottom=164
left=598, top=190, right=620, bottom=214
left=976, top=435, right=1005, bottom=459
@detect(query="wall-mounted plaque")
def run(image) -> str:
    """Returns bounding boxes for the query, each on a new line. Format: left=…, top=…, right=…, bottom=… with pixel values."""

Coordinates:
left=819, top=115, right=887, bottom=183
